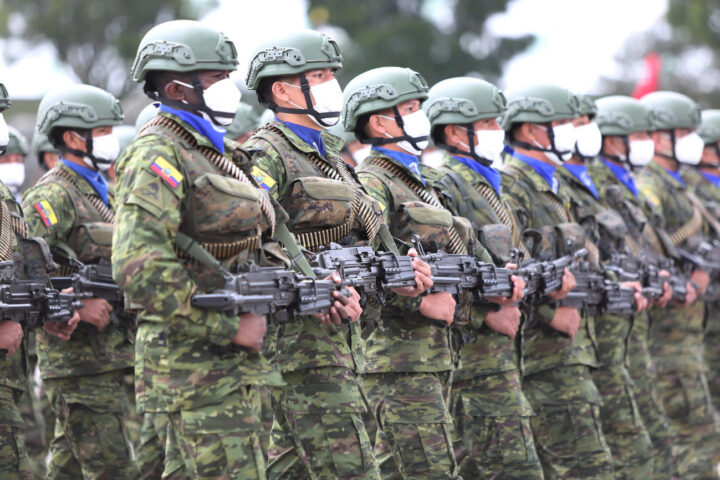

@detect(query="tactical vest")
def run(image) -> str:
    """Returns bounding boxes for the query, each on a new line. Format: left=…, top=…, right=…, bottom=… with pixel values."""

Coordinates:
left=359, top=154, right=468, bottom=255
left=250, top=124, right=385, bottom=251
left=138, top=115, right=273, bottom=288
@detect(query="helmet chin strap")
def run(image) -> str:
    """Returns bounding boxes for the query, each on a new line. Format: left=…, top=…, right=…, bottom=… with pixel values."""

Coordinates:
left=511, top=122, right=567, bottom=162
left=600, top=135, right=634, bottom=169
left=439, top=124, right=493, bottom=166
left=655, top=130, right=681, bottom=167
left=151, top=72, right=234, bottom=124
left=358, top=106, right=428, bottom=150
left=59, top=131, right=105, bottom=170
left=269, top=73, right=338, bottom=127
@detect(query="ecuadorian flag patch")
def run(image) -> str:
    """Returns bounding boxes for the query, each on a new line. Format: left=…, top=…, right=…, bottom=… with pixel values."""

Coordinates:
left=251, top=165, right=276, bottom=191
left=150, top=156, right=183, bottom=188
left=34, top=201, right=57, bottom=227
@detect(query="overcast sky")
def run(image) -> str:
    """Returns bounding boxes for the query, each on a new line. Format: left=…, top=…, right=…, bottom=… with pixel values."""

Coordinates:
left=0, top=0, right=668, bottom=99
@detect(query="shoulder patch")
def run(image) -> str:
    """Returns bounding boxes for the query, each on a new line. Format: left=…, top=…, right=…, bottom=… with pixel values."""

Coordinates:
left=34, top=201, right=58, bottom=227
left=150, top=156, right=183, bottom=188
left=251, top=165, right=276, bottom=191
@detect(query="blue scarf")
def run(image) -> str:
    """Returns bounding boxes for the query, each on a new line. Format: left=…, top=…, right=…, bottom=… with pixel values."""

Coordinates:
left=278, top=119, right=326, bottom=158
left=373, top=146, right=425, bottom=185
left=563, top=163, right=599, bottom=199
left=60, top=159, right=109, bottom=206
left=665, top=168, right=686, bottom=187
left=512, top=151, right=558, bottom=193
left=601, top=157, right=638, bottom=197
left=702, top=171, right=720, bottom=190
left=453, top=155, right=502, bottom=196
left=159, top=104, right=226, bottom=154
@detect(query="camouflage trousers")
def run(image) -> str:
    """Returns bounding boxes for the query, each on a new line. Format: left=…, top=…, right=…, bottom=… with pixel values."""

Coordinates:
left=523, top=365, right=614, bottom=480
left=450, top=370, right=543, bottom=479
left=123, top=373, right=141, bottom=448
left=591, top=366, right=653, bottom=479
left=136, top=412, right=189, bottom=480
left=0, top=385, right=33, bottom=480
left=258, top=385, right=272, bottom=462
left=361, top=370, right=460, bottom=480
left=267, top=367, right=380, bottom=480
left=655, top=370, right=720, bottom=480
left=704, top=331, right=720, bottom=412
left=18, top=362, right=51, bottom=479
left=44, top=371, right=139, bottom=480
left=166, top=386, right=266, bottom=480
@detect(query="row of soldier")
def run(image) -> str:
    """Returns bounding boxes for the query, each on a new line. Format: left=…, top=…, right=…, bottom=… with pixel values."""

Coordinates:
left=2, top=18, right=720, bottom=480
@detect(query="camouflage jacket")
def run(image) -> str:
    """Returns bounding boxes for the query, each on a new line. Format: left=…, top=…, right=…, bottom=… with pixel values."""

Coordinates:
left=636, top=161, right=708, bottom=373
left=112, top=110, right=283, bottom=413
left=22, top=162, right=133, bottom=379
left=501, top=153, right=600, bottom=378
left=244, top=120, right=416, bottom=375
left=357, top=149, right=464, bottom=374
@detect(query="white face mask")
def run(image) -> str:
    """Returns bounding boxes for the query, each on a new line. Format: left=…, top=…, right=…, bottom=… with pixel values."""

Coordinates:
left=574, top=122, right=602, bottom=159
left=352, top=145, right=371, bottom=164
left=675, top=131, right=704, bottom=165
left=536, top=122, right=576, bottom=165
left=72, top=131, right=119, bottom=170
left=460, top=129, right=505, bottom=164
left=0, top=114, right=8, bottom=155
left=0, top=162, right=25, bottom=189
left=283, top=78, right=343, bottom=129
left=628, top=139, right=655, bottom=167
left=381, top=110, right=431, bottom=155
left=174, top=78, right=241, bottom=126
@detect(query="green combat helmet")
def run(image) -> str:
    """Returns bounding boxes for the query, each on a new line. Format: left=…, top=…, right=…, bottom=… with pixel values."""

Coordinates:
left=245, top=30, right=343, bottom=127
left=225, top=103, right=260, bottom=140
left=36, top=84, right=124, bottom=170
left=31, top=131, right=58, bottom=170
left=697, top=110, right=720, bottom=146
left=573, top=93, right=602, bottom=160
left=424, top=76, right=506, bottom=165
left=501, top=83, right=579, bottom=163
left=131, top=20, right=239, bottom=125
left=595, top=95, right=656, bottom=167
left=115, top=125, right=136, bottom=157
left=0, top=83, right=10, bottom=155
left=342, top=66, right=429, bottom=155
left=134, top=103, right=158, bottom=132
left=640, top=91, right=703, bottom=165
left=5, top=126, right=29, bottom=156
left=575, top=93, right=598, bottom=119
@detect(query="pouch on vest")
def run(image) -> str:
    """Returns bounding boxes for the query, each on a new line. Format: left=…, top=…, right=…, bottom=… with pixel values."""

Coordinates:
left=17, top=237, right=58, bottom=279
left=554, top=222, right=587, bottom=256
left=479, top=224, right=513, bottom=265
left=390, top=201, right=453, bottom=253
left=69, top=222, right=113, bottom=264
left=595, top=208, right=628, bottom=257
left=285, top=177, right=354, bottom=232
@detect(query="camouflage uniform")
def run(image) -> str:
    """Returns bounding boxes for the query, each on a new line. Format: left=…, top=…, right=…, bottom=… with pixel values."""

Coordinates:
left=435, top=151, right=544, bottom=479
left=245, top=120, right=386, bottom=480
left=587, top=156, right=680, bottom=479
left=636, top=160, right=720, bottom=478
left=500, top=153, right=614, bottom=479
left=555, top=163, right=654, bottom=479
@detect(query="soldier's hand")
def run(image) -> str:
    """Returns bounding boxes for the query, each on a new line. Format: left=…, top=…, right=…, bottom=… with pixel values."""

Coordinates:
left=232, top=312, right=266, bottom=353
left=621, top=281, right=648, bottom=313
left=655, top=270, right=673, bottom=308
left=691, top=269, right=710, bottom=296
left=487, top=264, right=525, bottom=306
left=0, top=320, right=23, bottom=356
left=78, top=298, right=112, bottom=331
left=549, top=306, right=581, bottom=338
left=43, top=311, right=80, bottom=341
left=683, top=281, right=699, bottom=306
left=391, top=248, right=433, bottom=297
left=547, top=268, right=576, bottom=300
left=419, top=292, right=456, bottom=326
left=484, top=305, right=521, bottom=339
left=329, top=284, right=362, bottom=325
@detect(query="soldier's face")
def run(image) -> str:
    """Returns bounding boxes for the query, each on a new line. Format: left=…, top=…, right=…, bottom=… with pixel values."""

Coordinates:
left=702, top=142, right=720, bottom=167
left=170, top=70, right=230, bottom=104
left=653, top=127, right=692, bottom=156
left=571, top=115, right=591, bottom=127
left=42, top=151, right=59, bottom=170
left=371, top=99, right=422, bottom=138
left=275, top=68, right=336, bottom=108
left=0, top=153, right=23, bottom=164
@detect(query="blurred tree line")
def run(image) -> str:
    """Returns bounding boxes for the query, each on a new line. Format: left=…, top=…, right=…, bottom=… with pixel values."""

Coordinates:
left=598, top=0, right=720, bottom=106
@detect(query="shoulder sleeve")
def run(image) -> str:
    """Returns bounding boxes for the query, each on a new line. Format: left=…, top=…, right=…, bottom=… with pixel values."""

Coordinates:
left=244, top=137, right=287, bottom=202
left=358, top=171, right=393, bottom=225
left=636, top=173, right=665, bottom=219
left=21, top=182, right=75, bottom=248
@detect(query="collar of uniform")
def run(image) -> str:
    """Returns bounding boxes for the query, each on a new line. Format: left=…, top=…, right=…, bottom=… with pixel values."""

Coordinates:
left=277, top=118, right=326, bottom=158
left=599, top=156, right=639, bottom=198
left=701, top=171, right=720, bottom=190
left=372, top=146, right=426, bottom=185
left=505, top=153, right=559, bottom=194
left=157, top=109, right=226, bottom=153
left=444, top=152, right=502, bottom=196
left=648, top=161, right=685, bottom=188
left=560, top=163, right=599, bottom=199
left=58, top=161, right=106, bottom=197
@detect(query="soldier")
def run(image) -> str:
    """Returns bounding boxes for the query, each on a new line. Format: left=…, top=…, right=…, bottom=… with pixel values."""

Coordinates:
left=423, top=76, right=544, bottom=479
left=687, top=109, right=720, bottom=410
left=636, top=91, right=720, bottom=479
left=32, top=131, right=59, bottom=172
left=0, top=82, right=78, bottom=480
left=0, top=126, right=28, bottom=200
left=588, top=95, right=681, bottom=479
left=344, top=66, right=487, bottom=479
left=556, top=94, right=654, bottom=479
left=500, top=84, right=614, bottom=479
left=134, top=103, right=158, bottom=133
left=225, top=103, right=260, bottom=144
left=22, top=84, right=137, bottom=479
left=244, top=31, right=435, bottom=480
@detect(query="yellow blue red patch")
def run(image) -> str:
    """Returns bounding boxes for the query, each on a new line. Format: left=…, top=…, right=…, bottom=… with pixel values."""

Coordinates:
left=150, top=156, right=183, bottom=188
left=34, top=200, right=57, bottom=227
left=251, top=165, right=276, bottom=191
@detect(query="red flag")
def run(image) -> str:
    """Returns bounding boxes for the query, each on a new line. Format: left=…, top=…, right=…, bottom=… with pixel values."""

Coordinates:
left=633, top=52, right=662, bottom=99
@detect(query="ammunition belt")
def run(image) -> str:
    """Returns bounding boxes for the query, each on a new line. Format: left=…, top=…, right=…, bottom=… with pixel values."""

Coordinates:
left=669, top=192, right=703, bottom=247
left=173, top=233, right=261, bottom=261
left=366, top=156, right=468, bottom=255
left=0, top=201, right=15, bottom=261
left=48, top=168, right=115, bottom=223
left=474, top=182, right=530, bottom=258
left=10, top=214, right=27, bottom=239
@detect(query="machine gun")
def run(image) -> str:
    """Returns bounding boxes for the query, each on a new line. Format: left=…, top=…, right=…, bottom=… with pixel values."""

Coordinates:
left=606, top=253, right=688, bottom=304
left=560, top=268, right=637, bottom=316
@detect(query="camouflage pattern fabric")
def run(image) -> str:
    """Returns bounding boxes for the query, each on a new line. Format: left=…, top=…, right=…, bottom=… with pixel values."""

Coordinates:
left=637, top=161, right=720, bottom=479
left=0, top=385, right=33, bottom=480
left=44, top=371, right=138, bottom=479
left=136, top=411, right=189, bottom=480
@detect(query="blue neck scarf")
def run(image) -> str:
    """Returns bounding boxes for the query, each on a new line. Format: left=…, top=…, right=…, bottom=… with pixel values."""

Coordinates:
left=159, top=104, right=226, bottom=154
left=60, top=159, right=109, bottom=206
left=503, top=144, right=515, bottom=156
left=373, top=146, right=425, bottom=185
left=453, top=155, right=502, bottom=195
left=563, top=163, right=599, bottom=199
left=702, top=171, right=720, bottom=190
left=664, top=168, right=686, bottom=187
left=278, top=119, right=326, bottom=159
left=512, top=151, right=558, bottom=193
left=601, top=157, right=638, bottom=197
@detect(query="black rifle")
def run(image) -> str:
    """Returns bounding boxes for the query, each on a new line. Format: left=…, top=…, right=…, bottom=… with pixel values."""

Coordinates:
left=51, top=263, right=134, bottom=327
left=191, top=265, right=350, bottom=322
left=514, top=248, right=589, bottom=298
left=560, top=268, right=637, bottom=316
left=606, top=253, right=687, bottom=304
